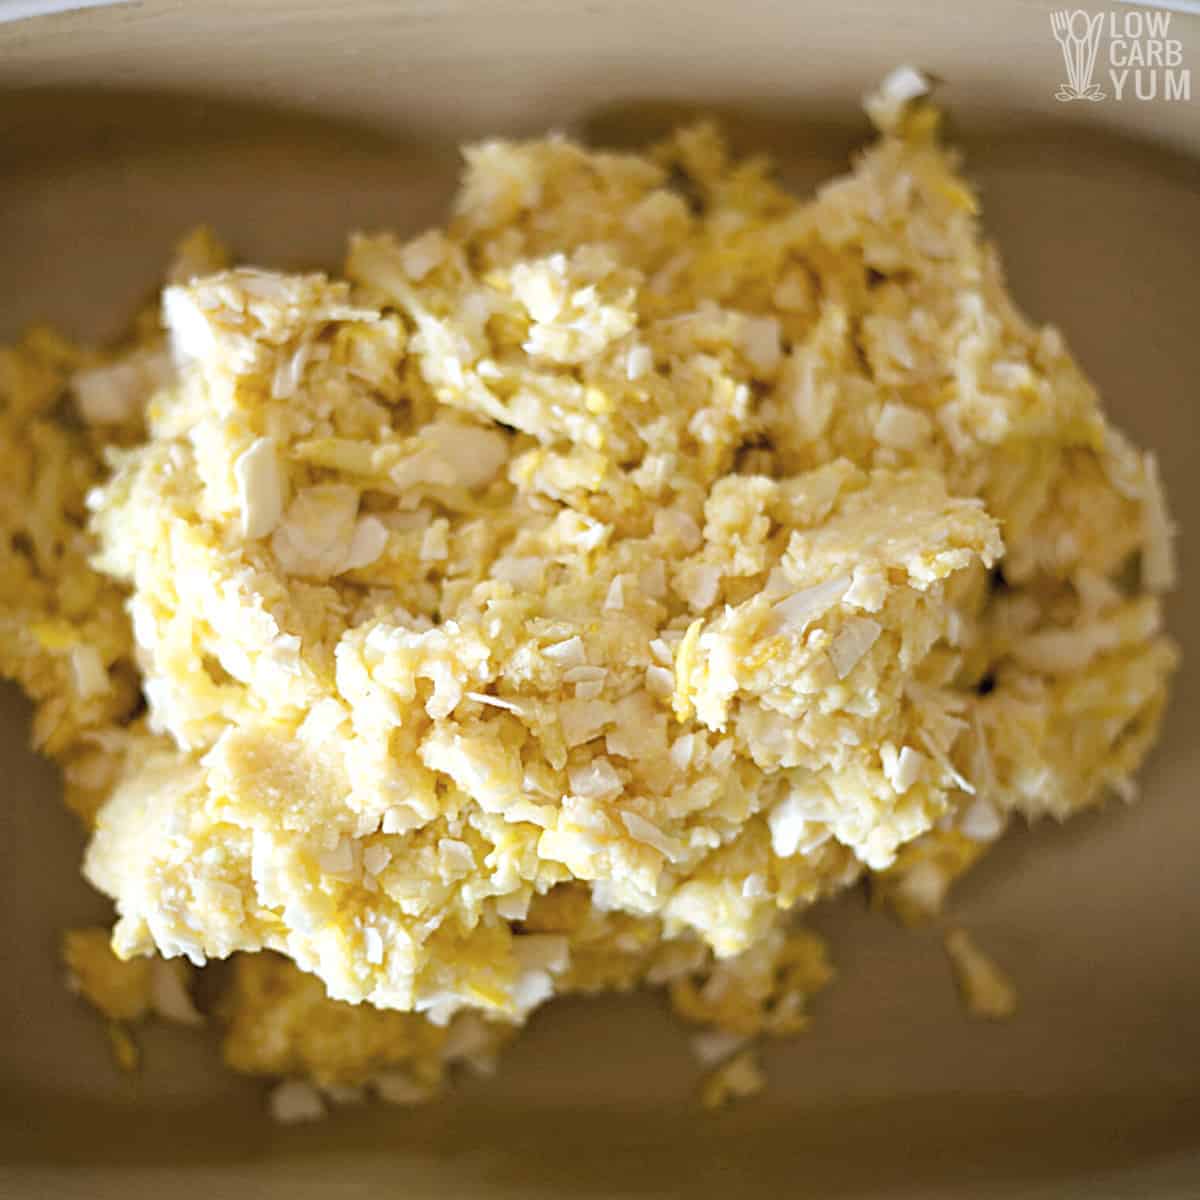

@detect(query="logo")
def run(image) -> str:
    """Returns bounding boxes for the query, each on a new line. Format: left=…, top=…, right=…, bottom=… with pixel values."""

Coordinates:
left=1052, top=10, right=1107, bottom=100
left=1051, top=7, right=1191, bottom=102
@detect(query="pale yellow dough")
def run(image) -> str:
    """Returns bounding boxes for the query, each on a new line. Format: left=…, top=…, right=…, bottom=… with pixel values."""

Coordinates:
left=0, top=91, right=1176, bottom=1102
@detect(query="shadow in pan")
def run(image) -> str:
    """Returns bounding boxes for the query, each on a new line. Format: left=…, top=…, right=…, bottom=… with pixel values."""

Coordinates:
left=2, top=1084, right=1199, bottom=1197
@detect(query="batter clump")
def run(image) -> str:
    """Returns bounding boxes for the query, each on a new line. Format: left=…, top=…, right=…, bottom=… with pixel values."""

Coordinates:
left=0, top=78, right=1176, bottom=1109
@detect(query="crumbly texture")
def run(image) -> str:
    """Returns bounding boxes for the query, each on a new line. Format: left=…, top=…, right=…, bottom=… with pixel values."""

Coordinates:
left=62, top=925, right=204, bottom=1070
left=63, top=927, right=155, bottom=1023
left=1, top=89, right=1177, bottom=1102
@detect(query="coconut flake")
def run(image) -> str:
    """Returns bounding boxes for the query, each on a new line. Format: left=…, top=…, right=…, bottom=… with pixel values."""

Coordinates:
left=768, top=575, right=851, bottom=634
left=318, top=836, right=358, bottom=881
left=511, top=969, right=555, bottom=1013
left=893, top=859, right=951, bottom=917
left=741, top=873, right=767, bottom=899
left=269, top=1080, right=326, bottom=1124
left=647, top=638, right=672, bottom=667
left=69, top=644, right=109, bottom=699
left=362, top=845, right=392, bottom=876
left=392, top=422, right=508, bottom=491
left=620, top=810, right=685, bottom=861
left=544, top=636, right=587, bottom=667
left=298, top=698, right=348, bottom=743
left=884, top=745, right=926, bottom=795
left=767, top=791, right=828, bottom=858
left=843, top=567, right=887, bottom=612
left=559, top=699, right=614, bottom=747
left=875, top=402, right=932, bottom=450
left=709, top=739, right=734, bottom=769
left=568, top=756, right=622, bottom=799
left=400, top=230, right=447, bottom=280
left=465, top=691, right=526, bottom=714
left=653, top=508, right=703, bottom=551
left=740, top=315, right=782, bottom=376
left=150, top=960, right=204, bottom=1026
left=381, top=804, right=424, bottom=834
left=1011, top=624, right=1121, bottom=675
left=604, top=575, right=626, bottom=611
left=492, top=555, right=546, bottom=588
left=669, top=733, right=696, bottom=771
left=959, top=795, right=1005, bottom=842
left=433, top=423, right=509, bottom=488
left=162, top=286, right=217, bottom=363
left=495, top=890, right=531, bottom=920
left=944, top=929, right=1017, bottom=1020
left=271, top=484, right=359, bottom=578
left=970, top=709, right=997, bottom=798
left=511, top=255, right=567, bottom=323
left=341, top=515, right=389, bottom=571
left=234, top=437, right=284, bottom=540
left=442, top=1013, right=498, bottom=1071
left=73, top=362, right=140, bottom=424
left=1110, top=776, right=1138, bottom=804
left=564, top=665, right=606, bottom=684
left=680, top=563, right=721, bottom=612
left=420, top=520, right=450, bottom=562
left=438, top=838, right=475, bottom=875
left=865, top=65, right=932, bottom=132
left=271, top=339, right=315, bottom=399
left=645, top=665, right=675, bottom=699
left=787, top=352, right=834, bottom=440
left=828, top=618, right=882, bottom=678
left=73, top=353, right=170, bottom=424
left=1141, top=452, right=1176, bottom=592
left=364, top=926, right=385, bottom=965
left=626, top=344, right=653, bottom=381
left=917, top=729, right=975, bottom=795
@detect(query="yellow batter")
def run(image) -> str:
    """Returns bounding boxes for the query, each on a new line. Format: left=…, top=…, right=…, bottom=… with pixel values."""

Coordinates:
left=0, top=76, right=1176, bottom=1110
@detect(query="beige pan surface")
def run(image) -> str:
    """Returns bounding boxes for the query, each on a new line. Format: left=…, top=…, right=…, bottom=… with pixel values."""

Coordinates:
left=0, top=2, right=1198, bottom=1196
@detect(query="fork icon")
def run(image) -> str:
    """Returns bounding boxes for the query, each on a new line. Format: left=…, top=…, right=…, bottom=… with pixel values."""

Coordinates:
left=1051, top=10, right=1107, bottom=101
